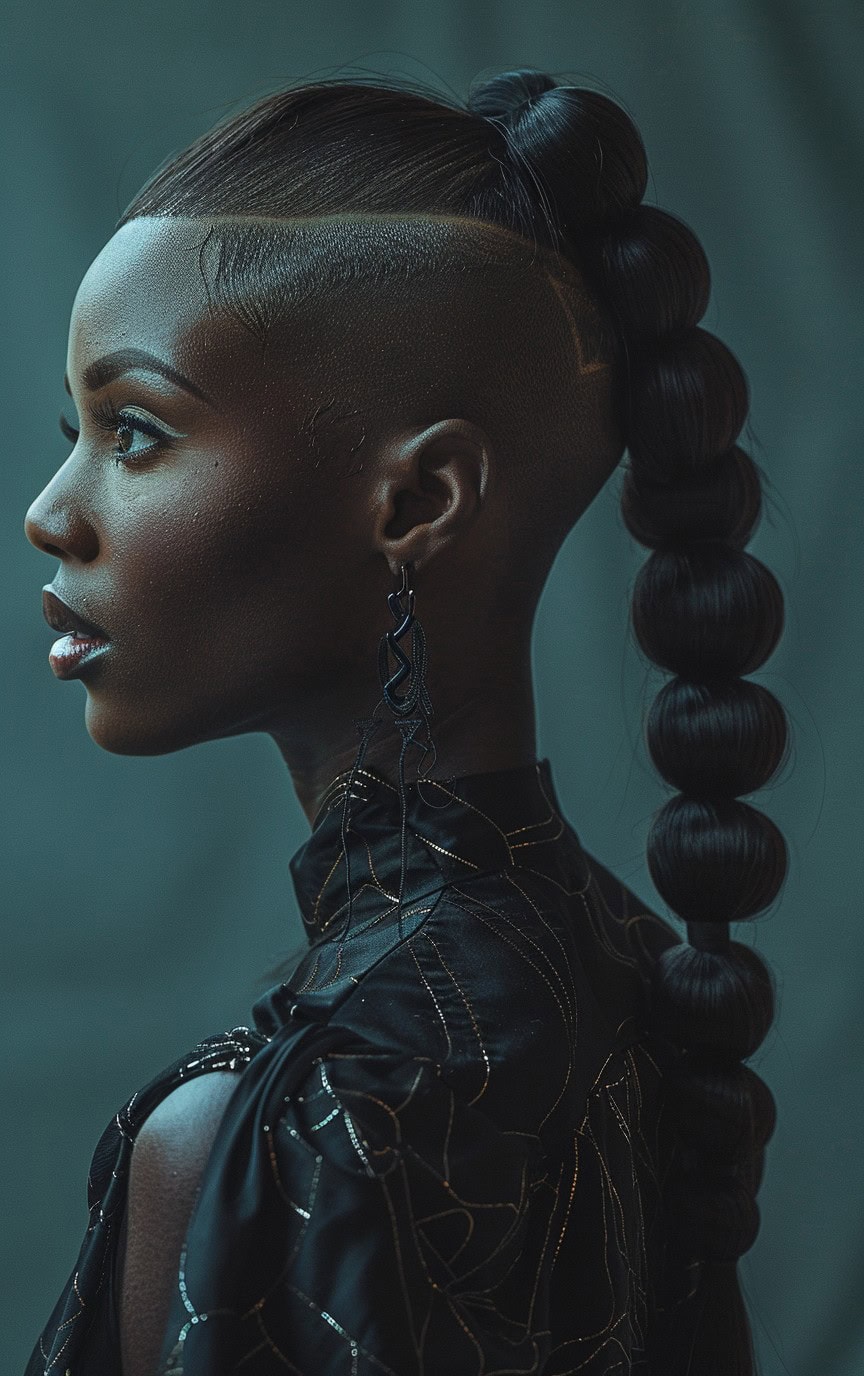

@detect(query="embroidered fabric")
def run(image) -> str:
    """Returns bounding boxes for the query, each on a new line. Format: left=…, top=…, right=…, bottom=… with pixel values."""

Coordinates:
left=24, top=757, right=696, bottom=1375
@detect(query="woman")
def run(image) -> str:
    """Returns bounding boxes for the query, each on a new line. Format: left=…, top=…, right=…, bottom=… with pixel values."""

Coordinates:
left=23, top=68, right=787, bottom=1375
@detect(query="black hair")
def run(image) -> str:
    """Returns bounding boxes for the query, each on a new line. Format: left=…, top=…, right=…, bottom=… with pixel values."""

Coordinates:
left=117, top=67, right=790, bottom=1374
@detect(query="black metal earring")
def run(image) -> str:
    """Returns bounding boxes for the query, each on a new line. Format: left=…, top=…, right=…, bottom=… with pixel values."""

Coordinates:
left=376, top=561, right=437, bottom=936
left=377, top=561, right=433, bottom=720
left=336, top=561, right=438, bottom=948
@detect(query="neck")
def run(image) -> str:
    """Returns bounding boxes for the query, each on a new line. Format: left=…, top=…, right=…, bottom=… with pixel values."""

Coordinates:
left=271, top=637, right=538, bottom=826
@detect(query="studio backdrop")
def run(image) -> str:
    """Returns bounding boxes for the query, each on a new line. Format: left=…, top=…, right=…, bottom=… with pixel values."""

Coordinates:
left=2, top=2, right=861, bottom=1372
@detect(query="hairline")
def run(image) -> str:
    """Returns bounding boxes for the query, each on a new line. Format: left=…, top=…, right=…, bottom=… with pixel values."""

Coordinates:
left=119, top=210, right=587, bottom=292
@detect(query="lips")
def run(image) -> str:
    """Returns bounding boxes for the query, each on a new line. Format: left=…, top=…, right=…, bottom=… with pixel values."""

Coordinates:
left=42, top=585, right=110, bottom=641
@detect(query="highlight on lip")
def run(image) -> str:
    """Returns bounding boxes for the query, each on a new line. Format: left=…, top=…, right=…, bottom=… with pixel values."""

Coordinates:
left=47, top=632, right=110, bottom=680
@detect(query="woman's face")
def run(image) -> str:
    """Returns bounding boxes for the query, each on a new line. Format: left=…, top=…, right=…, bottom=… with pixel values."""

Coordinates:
left=24, top=217, right=382, bottom=758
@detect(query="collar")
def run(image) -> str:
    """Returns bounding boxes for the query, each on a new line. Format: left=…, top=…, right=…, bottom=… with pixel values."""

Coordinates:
left=288, top=755, right=586, bottom=943
left=251, top=756, right=592, bottom=1036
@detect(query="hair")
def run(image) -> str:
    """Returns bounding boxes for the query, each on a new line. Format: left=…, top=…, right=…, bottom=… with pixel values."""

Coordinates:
left=116, top=68, right=790, bottom=1373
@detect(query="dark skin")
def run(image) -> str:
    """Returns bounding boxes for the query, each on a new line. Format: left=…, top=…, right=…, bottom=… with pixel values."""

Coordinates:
left=24, top=216, right=619, bottom=1375
left=23, top=220, right=539, bottom=1372
left=24, top=217, right=540, bottom=826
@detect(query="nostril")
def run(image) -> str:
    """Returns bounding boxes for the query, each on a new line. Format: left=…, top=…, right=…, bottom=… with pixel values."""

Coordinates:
left=24, top=502, right=99, bottom=562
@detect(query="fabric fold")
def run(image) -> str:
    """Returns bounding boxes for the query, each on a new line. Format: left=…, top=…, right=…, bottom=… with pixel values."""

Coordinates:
left=155, top=1016, right=554, bottom=1376
left=24, top=756, right=685, bottom=1376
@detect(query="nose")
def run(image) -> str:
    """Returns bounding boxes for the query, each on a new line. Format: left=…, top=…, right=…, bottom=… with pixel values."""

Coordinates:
left=24, top=471, right=99, bottom=563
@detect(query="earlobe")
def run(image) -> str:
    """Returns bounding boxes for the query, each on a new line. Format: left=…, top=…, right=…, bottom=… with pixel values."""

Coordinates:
left=374, top=417, right=491, bottom=574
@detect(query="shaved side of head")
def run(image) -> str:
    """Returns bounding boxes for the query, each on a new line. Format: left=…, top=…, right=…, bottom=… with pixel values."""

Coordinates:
left=171, top=213, right=625, bottom=580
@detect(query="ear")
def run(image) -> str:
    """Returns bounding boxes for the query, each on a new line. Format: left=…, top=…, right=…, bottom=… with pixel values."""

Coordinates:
left=368, top=418, right=492, bottom=577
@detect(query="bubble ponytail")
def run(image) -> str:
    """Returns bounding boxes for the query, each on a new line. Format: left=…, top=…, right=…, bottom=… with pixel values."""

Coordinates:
left=468, top=68, right=790, bottom=1374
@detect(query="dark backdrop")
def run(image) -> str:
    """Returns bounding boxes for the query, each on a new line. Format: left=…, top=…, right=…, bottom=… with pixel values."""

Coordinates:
left=3, top=2, right=861, bottom=1371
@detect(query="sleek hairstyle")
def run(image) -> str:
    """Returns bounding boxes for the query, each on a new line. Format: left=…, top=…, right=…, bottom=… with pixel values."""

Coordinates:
left=117, top=69, right=789, bottom=1374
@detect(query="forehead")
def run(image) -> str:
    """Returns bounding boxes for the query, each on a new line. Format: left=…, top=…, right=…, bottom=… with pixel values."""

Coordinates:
left=72, top=218, right=209, bottom=328
left=67, top=218, right=249, bottom=387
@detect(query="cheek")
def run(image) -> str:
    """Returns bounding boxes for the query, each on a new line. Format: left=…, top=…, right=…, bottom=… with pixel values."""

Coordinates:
left=105, top=464, right=349, bottom=670
left=102, top=470, right=278, bottom=626
left=79, top=462, right=380, bottom=756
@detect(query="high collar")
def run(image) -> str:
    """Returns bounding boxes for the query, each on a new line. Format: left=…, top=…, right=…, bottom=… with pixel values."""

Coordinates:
left=288, top=755, right=585, bottom=945
left=251, top=756, right=593, bottom=1037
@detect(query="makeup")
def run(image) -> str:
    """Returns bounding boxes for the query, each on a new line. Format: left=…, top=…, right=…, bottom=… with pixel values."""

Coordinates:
left=48, top=633, right=110, bottom=679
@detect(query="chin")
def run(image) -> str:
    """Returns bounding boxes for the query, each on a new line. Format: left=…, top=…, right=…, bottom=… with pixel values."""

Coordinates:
left=82, top=695, right=216, bottom=757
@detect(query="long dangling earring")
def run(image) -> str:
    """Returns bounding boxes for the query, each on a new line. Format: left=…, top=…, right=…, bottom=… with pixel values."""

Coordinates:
left=337, top=561, right=437, bottom=946
left=377, top=560, right=434, bottom=720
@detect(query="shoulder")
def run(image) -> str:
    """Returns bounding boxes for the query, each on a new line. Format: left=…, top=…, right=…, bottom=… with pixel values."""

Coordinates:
left=120, top=1069, right=243, bottom=1376
left=109, top=1026, right=267, bottom=1223
left=30, top=1028, right=267, bottom=1376
left=126, top=1068, right=243, bottom=1264
left=134, top=1065, right=243, bottom=1146
left=126, top=1068, right=243, bottom=1267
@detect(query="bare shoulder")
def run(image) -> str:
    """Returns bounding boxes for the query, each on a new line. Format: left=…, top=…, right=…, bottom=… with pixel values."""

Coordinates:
left=120, top=1069, right=242, bottom=1376
left=134, top=1066, right=243, bottom=1153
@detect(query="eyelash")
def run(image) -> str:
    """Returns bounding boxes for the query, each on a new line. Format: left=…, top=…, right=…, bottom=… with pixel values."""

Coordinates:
left=59, top=398, right=174, bottom=466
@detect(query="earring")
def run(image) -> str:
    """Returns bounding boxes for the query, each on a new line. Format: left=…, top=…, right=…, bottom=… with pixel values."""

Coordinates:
left=377, top=561, right=433, bottom=720
left=337, top=562, right=438, bottom=947
left=377, top=561, right=437, bottom=935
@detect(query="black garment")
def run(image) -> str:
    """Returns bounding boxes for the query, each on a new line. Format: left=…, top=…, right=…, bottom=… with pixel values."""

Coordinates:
left=25, top=757, right=694, bottom=1375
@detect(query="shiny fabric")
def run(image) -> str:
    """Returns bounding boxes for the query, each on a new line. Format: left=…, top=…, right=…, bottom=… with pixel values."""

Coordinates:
left=25, top=757, right=695, bottom=1375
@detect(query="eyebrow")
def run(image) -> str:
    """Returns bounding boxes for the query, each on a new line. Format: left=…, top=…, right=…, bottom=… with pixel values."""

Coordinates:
left=63, top=348, right=214, bottom=406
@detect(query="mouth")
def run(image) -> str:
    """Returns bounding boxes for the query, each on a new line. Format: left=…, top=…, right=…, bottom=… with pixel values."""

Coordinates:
left=42, top=586, right=110, bottom=641
left=42, top=586, right=111, bottom=680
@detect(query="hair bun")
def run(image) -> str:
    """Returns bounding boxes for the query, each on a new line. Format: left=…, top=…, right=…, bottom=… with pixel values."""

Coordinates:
left=466, top=70, right=647, bottom=242
left=466, top=67, right=558, bottom=125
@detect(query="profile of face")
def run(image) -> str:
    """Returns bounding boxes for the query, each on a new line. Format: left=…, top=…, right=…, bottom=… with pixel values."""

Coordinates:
left=25, top=219, right=375, bottom=760
left=24, top=217, right=506, bottom=792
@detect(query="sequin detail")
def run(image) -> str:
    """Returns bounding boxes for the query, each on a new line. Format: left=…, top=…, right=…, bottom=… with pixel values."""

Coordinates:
left=25, top=759, right=694, bottom=1376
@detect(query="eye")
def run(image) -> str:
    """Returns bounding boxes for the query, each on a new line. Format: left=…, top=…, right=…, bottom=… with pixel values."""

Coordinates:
left=58, top=401, right=177, bottom=466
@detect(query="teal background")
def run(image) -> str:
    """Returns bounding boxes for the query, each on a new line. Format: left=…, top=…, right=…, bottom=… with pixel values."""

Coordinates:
left=3, top=2, right=860, bottom=1371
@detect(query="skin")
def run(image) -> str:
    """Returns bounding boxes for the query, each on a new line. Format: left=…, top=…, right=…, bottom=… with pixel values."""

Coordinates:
left=118, top=1070, right=242, bottom=1376
left=23, top=215, right=621, bottom=1373
left=22, top=216, right=560, bottom=825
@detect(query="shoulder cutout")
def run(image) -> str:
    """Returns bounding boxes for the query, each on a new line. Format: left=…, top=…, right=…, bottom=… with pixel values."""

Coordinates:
left=119, top=1069, right=242, bottom=1376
